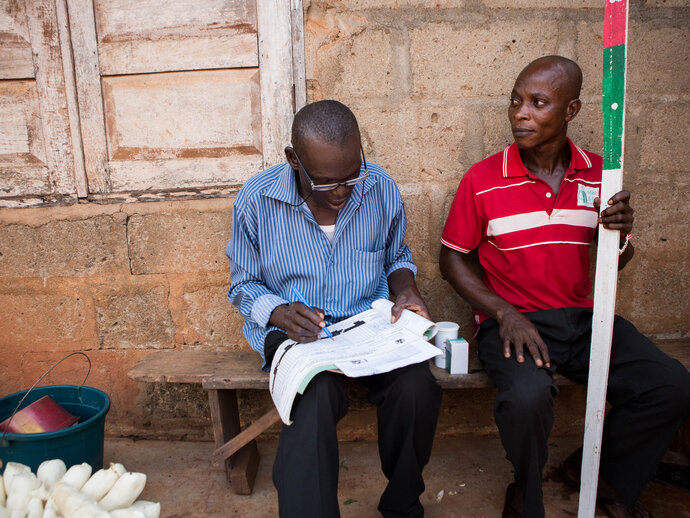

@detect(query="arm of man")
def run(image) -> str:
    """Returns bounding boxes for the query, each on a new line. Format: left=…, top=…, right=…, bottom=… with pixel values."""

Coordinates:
left=594, top=189, right=635, bottom=270
left=227, top=197, right=324, bottom=348
left=439, top=245, right=551, bottom=367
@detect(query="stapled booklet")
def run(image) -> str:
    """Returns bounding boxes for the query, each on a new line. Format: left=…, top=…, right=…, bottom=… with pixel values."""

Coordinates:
left=269, top=299, right=441, bottom=425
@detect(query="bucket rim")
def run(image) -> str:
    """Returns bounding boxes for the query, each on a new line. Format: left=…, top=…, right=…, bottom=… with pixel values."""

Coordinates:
left=0, top=385, right=110, bottom=441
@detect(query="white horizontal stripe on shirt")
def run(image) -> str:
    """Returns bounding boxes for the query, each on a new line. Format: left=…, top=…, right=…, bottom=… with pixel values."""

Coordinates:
left=488, top=239, right=592, bottom=251
left=476, top=180, right=536, bottom=196
left=487, top=209, right=597, bottom=237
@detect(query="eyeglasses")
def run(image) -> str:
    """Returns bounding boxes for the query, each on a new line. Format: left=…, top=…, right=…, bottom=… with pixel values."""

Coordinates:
left=289, top=143, right=369, bottom=192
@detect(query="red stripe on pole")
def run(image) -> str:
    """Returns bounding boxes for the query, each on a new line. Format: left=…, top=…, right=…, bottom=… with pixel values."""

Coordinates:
left=604, top=0, right=628, bottom=48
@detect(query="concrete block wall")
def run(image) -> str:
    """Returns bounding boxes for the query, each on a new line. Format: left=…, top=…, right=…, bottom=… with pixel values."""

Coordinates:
left=0, top=1, right=688, bottom=440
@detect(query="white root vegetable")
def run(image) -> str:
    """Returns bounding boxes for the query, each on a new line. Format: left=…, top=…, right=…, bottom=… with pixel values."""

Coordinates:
left=3, top=463, right=31, bottom=495
left=60, top=464, right=92, bottom=490
left=109, top=465, right=126, bottom=478
left=52, top=483, right=108, bottom=518
left=30, top=483, right=50, bottom=503
left=81, top=467, right=119, bottom=502
left=6, top=472, right=40, bottom=513
left=26, top=496, right=43, bottom=518
left=37, top=461, right=66, bottom=491
left=127, top=502, right=159, bottom=518
left=97, top=473, right=146, bottom=512
left=41, top=497, right=57, bottom=518
left=109, top=510, right=146, bottom=518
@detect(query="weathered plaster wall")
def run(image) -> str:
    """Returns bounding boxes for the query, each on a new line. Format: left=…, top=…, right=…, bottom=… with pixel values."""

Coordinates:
left=0, top=1, right=688, bottom=440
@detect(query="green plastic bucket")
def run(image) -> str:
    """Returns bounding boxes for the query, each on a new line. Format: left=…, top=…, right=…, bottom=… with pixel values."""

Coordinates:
left=0, top=354, right=110, bottom=474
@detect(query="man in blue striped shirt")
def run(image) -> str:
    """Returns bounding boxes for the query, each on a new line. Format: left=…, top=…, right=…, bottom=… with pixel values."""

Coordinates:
left=227, top=100, right=442, bottom=518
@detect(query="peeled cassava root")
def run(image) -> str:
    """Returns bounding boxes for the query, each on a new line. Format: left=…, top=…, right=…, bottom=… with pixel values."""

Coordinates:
left=0, top=461, right=159, bottom=518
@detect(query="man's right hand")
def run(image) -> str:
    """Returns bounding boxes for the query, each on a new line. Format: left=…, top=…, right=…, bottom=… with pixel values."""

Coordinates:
left=269, top=302, right=327, bottom=343
left=497, top=307, right=551, bottom=367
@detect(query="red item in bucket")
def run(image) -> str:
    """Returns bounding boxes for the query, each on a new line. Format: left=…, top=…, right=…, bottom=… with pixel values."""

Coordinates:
left=0, top=395, right=79, bottom=434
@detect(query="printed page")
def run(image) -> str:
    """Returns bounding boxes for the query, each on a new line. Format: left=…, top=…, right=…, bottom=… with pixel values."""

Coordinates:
left=371, top=299, right=438, bottom=339
left=269, top=303, right=442, bottom=425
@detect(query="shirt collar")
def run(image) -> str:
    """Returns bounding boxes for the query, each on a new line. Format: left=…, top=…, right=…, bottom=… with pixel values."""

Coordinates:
left=260, top=162, right=378, bottom=205
left=503, top=137, right=593, bottom=178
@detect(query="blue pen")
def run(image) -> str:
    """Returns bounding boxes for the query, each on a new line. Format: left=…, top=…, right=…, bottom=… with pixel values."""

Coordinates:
left=291, top=286, right=334, bottom=340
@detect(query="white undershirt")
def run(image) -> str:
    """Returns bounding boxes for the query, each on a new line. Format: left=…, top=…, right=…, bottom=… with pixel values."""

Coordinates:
left=320, top=224, right=336, bottom=244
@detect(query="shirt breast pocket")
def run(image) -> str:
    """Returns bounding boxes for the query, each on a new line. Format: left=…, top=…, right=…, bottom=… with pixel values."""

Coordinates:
left=345, top=248, right=386, bottom=300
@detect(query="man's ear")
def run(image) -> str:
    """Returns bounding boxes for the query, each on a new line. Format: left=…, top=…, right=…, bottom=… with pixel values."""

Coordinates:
left=566, top=99, right=581, bottom=122
left=285, top=146, right=298, bottom=169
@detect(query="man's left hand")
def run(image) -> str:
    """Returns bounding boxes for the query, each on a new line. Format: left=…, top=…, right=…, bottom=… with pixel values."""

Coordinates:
left=391, top=287, right=431, bottom=323
left=594, top=190, right=634, bottom=237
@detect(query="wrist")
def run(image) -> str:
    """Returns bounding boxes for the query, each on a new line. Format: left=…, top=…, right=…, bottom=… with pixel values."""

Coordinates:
left=268, top=304, right=289, bottom=328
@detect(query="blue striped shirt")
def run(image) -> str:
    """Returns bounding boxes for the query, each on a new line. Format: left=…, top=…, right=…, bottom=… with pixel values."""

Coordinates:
left=226, top=161, right=417, bottom=369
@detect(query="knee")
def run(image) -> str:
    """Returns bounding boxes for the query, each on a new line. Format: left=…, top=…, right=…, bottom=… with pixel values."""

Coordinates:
left=297, top=372, right=347, bottom=415
left=498, top=383, right=554, bottom=422
left=659, top=365, right=690, bottom=414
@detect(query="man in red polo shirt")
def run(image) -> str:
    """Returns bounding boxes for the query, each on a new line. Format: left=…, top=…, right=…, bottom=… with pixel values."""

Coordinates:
left=440, top=55, right=690, bottom=518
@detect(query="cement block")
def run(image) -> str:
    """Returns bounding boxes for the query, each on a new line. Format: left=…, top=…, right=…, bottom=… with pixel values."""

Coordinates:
left=0, top=281, right=96, bottom=350
left=0, top=214, right=129, bottom=278
left=576, top=21, right=604, bottom=99
left=336, top=29, right=395, bottom=99
left=92, top=278, right=175, bottom=349
left=628, top=22, right=690, bottom=95
left=333, top=0, right=466, bottom=8
left=169, top=275, right=246, bottom=347
left=410, top=21, right=560, bottom=98
left=127, top=209, right=233, bottom=275
left=307, top=14, right=395, bottom=101
left=482, top=105, right=514, bottom=158
left=638, top=102, right=690, bottom=171
left=355, top=102, right=467, bottom=185
left=484, top=0, right=599, bottom=6
left=614, top=175, right=689, bottom=333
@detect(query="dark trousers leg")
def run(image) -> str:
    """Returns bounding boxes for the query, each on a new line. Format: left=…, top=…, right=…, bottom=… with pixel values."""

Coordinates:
left=272, top=371, right=348, bottom=518
left=477, top=318, right=559, bottom=518
left=479, top=308, right=690, bottom=516
left=589, top=316, right=690, bottom=503
left=360, top=361, right=443, bottom=518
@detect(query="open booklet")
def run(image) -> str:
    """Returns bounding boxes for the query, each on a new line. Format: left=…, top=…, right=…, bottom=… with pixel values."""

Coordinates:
left=269, top=299, right=442, bottom=425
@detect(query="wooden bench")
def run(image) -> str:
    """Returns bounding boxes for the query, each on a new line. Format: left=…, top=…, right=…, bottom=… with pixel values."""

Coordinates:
left=127, top=341, right=690, bottom=495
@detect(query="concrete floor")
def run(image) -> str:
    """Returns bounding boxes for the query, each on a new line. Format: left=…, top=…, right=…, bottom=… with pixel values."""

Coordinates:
left=104, top=435, right=690, bottom=518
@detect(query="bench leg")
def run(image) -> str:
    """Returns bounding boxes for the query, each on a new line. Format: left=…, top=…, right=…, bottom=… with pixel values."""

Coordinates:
left=207, top=388, right=260, bottom=495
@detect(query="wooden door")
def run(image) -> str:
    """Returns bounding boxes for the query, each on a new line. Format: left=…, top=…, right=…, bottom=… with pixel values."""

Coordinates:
left=0, top=0, right=305, bottom=206
left=0, top=0, right=83, bottom=206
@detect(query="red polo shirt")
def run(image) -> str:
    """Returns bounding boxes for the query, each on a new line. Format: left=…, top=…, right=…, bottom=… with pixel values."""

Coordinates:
left=441, top=138, right=602, bottom=326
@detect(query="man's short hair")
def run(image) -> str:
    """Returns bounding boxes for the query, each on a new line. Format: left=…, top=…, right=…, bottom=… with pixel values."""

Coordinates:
left=291, top=100, right=360, bottom=153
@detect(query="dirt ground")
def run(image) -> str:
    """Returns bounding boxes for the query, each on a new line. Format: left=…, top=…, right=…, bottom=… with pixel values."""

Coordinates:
left=105, top=434, right=690, bottom=517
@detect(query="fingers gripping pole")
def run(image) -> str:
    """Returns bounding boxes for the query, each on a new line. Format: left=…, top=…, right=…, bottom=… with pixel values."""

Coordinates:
left=578, top=2, right=629, bottom=517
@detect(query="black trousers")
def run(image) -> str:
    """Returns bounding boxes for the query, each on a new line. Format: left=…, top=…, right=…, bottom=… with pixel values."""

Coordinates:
left=267, top=332, right=442, bottom=518
left=477, top=307, right=690, bottom=518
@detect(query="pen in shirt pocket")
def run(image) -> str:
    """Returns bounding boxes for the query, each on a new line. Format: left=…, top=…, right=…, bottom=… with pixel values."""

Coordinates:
left=291, top=286, right=335, bottom=340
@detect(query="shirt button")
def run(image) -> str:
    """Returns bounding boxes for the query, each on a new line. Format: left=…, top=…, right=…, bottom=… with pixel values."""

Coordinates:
left=546, top=192, right=552, bottom=198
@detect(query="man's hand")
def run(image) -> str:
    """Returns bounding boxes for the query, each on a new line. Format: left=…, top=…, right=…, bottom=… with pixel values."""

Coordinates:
left=391, top=286, right=431, bottom=323
left=497, top=307, right=551, bottom=367
left=269, top=303, right=327, bottom=343
left=594, top=190, right=634, bottom=237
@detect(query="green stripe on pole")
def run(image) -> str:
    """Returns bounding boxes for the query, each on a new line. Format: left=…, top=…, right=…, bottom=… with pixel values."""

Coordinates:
left=602, top=44, right=626, bottom=170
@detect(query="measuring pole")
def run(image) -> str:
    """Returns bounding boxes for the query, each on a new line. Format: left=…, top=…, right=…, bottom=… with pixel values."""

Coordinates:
left=578, top=1, right=630, bottom=516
